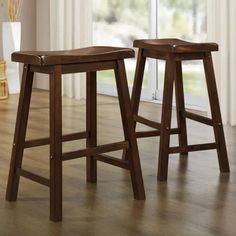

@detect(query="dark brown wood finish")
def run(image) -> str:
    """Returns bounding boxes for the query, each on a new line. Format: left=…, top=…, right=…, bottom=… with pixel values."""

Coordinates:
left=1, top=91, right=236, bottom=235
left=131, top=49, right=146, bottom=116
left=175, top=61, right=188, bottom=155
left=184, top=111, right=213, bottom=126
left=12, top=46, right=134, bottom=66
left=136, top=128, right=180, bottom=138
left=24, top=132, right=88, bottom=148
left=6, top=46, right=145, bottom=222
left=122, top=49, right=146, bottom=161
left=203, top=53, right=230, bottom=172
left=62, top=141, right=129, bottom=161
left=16, top=168, right=50, bottom=187
left=86, top=71, right=97, bottom=183
left=169, top=143, right=218, bottom=154
left=95, top=154, right=130, bottom=169
left=143, top=50, right=206, bottom=61
left=134, top=115, right=161, bottom=129
left=49, top=65, right=63, bottom=221
left=133, top=38, right=218, bottom=53
left=130, top=38, right=230, bottom=181
left=158, top=55, right=175, bottom=181
left=30, top=61, right=117, bottom=75
left=6, top=64, right=34, bottom=201
left=115, top=60, right=145, bottom=200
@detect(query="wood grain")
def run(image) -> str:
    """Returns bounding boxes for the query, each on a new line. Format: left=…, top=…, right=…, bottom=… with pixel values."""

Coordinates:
left=0, top=90, right=235, bottom=235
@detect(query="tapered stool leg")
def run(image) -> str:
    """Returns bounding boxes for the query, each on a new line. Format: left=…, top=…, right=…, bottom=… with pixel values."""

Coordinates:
left=5, top=46, right=145, bottom=221
left=49, top=65, right=63, bottom=222
left=86, top=71, right=97, bottom=182
left=123, top=49, right=146, bottom=161
left=115, top=60, right=145, bottom=200
left=158, top=56, right=175, bottom=181
left=175, top=61, right=188, bottom=155
left=6, top=64, right=34, bottom=201
left=203, top=53, right=230, bottom=172
left=131, top=49, right=147, bottom=116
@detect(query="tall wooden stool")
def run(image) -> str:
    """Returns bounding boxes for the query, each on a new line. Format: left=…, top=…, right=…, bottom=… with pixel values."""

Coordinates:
left=127, top=38, right=230, bottom=181
left=6, top=46, right=145, bottom=222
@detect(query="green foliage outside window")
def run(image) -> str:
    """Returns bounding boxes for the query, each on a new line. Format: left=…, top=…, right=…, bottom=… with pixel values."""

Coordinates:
left=93, top=0, right=207, bottom=96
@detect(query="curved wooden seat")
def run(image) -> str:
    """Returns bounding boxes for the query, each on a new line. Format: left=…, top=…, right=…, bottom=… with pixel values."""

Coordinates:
left=12, top=46, right=134, bottom=66
left=6, top=45, right=145, bottom=222
left=127, top=38, right=229, bottom=182
left=133, top=38, right=218, bottom=53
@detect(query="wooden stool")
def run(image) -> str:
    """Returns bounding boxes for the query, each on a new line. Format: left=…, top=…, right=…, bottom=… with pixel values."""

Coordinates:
left=126, top=38, right=230, bottom=181
left=6, top=46, right=145, bottom=222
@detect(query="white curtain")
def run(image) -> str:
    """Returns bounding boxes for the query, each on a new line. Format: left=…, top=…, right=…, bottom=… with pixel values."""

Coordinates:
left=50, top=0, right=92, bottom=99
left=207, top=0, right=236, bottom=125
left=49, top=0, right=236, bottom=123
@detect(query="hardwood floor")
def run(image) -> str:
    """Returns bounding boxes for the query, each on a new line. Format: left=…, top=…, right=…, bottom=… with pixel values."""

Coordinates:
left=0, top=90, right=235, bottom=236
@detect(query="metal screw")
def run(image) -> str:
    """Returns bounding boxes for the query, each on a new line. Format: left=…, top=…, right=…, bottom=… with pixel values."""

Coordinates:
left=13, top=143, right=16, bottom=146
left=218, top=122, right=222, bottom=126
left=166, top=127, right=170, bottom=131
left=50, top=156, right=53, bottom=159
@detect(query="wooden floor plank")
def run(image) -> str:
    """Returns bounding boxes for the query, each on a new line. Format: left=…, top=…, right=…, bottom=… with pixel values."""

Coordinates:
left=0, top=89, right=235, bottom=236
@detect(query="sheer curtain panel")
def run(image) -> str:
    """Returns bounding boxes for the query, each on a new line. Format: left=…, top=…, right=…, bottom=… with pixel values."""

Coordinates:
left=50, top=0, right=92, bottom=99
left=208, top=0, right=236, bottom=125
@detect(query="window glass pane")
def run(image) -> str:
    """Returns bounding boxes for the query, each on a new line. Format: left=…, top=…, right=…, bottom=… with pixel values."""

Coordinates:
left=158, top=0, right=207, bottom=97
left=93, top=0, right=149, bottom=87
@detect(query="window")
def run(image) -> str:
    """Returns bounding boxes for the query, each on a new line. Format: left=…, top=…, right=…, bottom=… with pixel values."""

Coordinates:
left=93, top=0, right=153, bottom=99
left=93, top=0, right=208, bottom=108
left=157, top=0, right=207, bottom=107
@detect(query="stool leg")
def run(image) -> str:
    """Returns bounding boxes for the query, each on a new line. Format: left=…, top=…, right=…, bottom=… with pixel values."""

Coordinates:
left=6, top=64, right=34, bottom=201
left=203, top=53, right=230, bottom=172
left=49, top=65, right=63, bottom=222
left=131, top=49, right=147, bottom=116
left=86, top=71, right=97, bottom=183
left=123, top=49, right=146, bottom=161
left=115, top=60, right=145, bottom=200
left=158, top=56, right=175, bottom=181
left=175, top=61, right=188, bottom=155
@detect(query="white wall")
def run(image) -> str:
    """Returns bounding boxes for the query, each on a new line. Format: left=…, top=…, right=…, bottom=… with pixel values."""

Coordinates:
left=35, top=0, right=50, bottom=89
left=0, top=0, right=36, bottom=58
left=1, top=0, right=89, bottom=92
left=0, top=0, right=50, bottom=90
